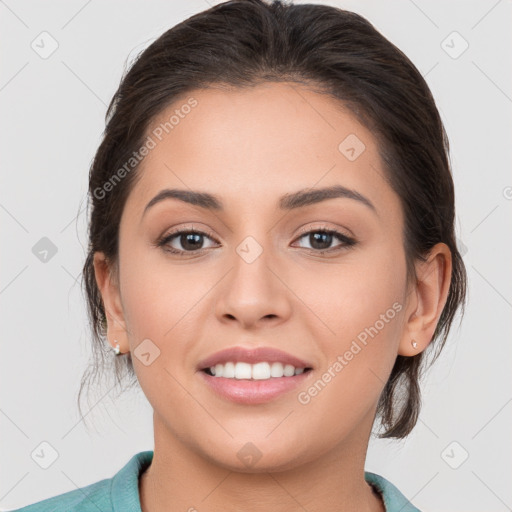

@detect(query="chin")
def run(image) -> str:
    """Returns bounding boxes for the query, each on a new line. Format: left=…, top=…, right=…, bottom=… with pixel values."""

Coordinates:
left=198, top=435, right=314, bottom=474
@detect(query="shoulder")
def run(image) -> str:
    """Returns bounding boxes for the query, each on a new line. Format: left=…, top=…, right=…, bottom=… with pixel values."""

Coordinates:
left=7, top=451, right=154, bottom=512
left=7, top=478, right=112, bottom=512
left=364, top=471, right=422, bottom=512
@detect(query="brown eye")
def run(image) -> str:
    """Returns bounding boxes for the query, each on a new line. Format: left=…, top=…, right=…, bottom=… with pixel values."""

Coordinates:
left=157, top=228, right=219, bottom=255
left=294, top=229, right=356, bottom=253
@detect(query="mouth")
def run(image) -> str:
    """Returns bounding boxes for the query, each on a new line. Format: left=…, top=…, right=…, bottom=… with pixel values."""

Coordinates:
left=201, top=362, right=313, bottom=379
left=196, top=345, right=315, bottom=404
left=198, top=365, right=313, bottom=405
left=196, top=345, right=313, bottom=374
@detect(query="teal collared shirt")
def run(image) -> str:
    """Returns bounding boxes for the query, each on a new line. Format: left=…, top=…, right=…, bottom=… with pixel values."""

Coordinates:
left=9, top=450, right=421, bottom=511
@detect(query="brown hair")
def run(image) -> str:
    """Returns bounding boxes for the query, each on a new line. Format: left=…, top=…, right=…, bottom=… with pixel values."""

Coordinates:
left=79, top=0, right=467, bottom=438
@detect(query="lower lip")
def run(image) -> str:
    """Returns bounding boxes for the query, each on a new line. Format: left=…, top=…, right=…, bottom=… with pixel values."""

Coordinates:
left=198, top=370, right=312, bottom=405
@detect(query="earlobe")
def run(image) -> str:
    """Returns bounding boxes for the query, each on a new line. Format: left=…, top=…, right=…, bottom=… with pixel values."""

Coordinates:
left=92, top=252, right=129, bottom=354
left=398, top=243, right=453, bottom=357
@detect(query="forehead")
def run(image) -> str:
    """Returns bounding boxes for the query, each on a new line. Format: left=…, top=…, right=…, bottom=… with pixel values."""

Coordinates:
left=123, top=82, right=399, bottom=220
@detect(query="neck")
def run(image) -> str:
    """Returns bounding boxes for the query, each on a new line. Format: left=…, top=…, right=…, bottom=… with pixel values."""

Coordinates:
left=139, top=411, right=385, bottom=512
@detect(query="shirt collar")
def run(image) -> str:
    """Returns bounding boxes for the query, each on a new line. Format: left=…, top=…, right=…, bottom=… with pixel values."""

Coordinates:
left=110, top=451, right=420, bottom=512
left=111, top=450, right=153, bottom=512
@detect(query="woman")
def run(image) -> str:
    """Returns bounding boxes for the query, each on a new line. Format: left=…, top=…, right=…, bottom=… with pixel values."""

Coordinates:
left=11, top=0, right=467, bottom=510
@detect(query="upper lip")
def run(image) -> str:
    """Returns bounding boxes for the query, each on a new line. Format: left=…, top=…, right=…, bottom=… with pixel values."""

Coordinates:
left=197, top=346, right=313, bottom=371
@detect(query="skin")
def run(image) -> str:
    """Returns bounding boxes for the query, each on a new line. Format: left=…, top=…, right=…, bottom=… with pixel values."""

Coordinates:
left=94, top=82, right=452, bottom=512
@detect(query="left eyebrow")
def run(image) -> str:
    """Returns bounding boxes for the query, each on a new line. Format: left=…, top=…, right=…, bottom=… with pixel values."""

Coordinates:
left=142, top=184, right=378, bottom=218
left=279, top=185, right=377, bottom=215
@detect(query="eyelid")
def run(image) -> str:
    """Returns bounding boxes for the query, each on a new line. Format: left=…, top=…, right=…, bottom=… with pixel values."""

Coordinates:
left=159, top=223, right=352, bottom=242
left=295, top=223, right=354, bottom=240
left=157, top=224, right=220, bottom=247
left=165, top=224, right=218, bottom=240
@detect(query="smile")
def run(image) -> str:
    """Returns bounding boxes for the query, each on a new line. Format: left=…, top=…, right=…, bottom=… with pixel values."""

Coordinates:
left=204, top=361, right=310, bottom=379
left=199, top=365, right=313, bottom=405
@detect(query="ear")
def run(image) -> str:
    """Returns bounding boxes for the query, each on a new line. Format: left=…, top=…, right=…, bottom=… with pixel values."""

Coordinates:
left=398, top=242, right=453, bottom=356
left=93, top=252, right=129, bottom=354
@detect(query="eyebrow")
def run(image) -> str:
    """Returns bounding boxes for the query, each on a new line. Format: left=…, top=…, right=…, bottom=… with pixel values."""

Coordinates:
left=142, top=185, right=377, bottom=218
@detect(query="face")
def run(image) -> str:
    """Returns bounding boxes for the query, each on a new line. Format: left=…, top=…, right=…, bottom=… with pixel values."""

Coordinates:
left=101, top=82, right=413, bottom=472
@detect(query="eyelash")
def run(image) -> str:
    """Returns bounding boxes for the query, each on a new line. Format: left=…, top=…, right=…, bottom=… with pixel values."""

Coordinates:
left=155, top=225, right=357, bottom=257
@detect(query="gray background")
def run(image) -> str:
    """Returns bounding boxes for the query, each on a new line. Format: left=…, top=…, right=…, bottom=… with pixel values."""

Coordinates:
left=1, top=1, right=511, bottom=511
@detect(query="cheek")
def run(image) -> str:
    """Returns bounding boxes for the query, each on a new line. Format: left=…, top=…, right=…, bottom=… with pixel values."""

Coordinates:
left=117, top=248, right=198, bottom=410
left=118, top=239, right=206, bottom=336
left=296, top=245, right=406, bottom=346
left=294, top=253, right=406, bottom=434
left=294, top=247, right=407, bottom=416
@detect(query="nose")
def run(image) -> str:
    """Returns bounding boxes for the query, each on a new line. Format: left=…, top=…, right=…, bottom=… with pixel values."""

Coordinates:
left=213, top=237, right=292, bottom=330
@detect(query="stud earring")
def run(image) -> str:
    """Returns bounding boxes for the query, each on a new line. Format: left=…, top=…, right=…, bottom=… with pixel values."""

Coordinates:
left=411, top=339, right=418, bottom=349
left=113, top=340, right=121, bottom=355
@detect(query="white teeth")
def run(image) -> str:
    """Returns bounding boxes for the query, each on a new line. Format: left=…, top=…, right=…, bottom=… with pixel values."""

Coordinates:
left=270, top=362, right=284, bottom=378
left=283, top=364, right=295, bottom=377
left=252, top=362, right=271, bottom=380
left=207, top=361, right=308, bottom=379
left=235, top=362, right=252, bottom=379
left=223, top=362, right=235, bottom=378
